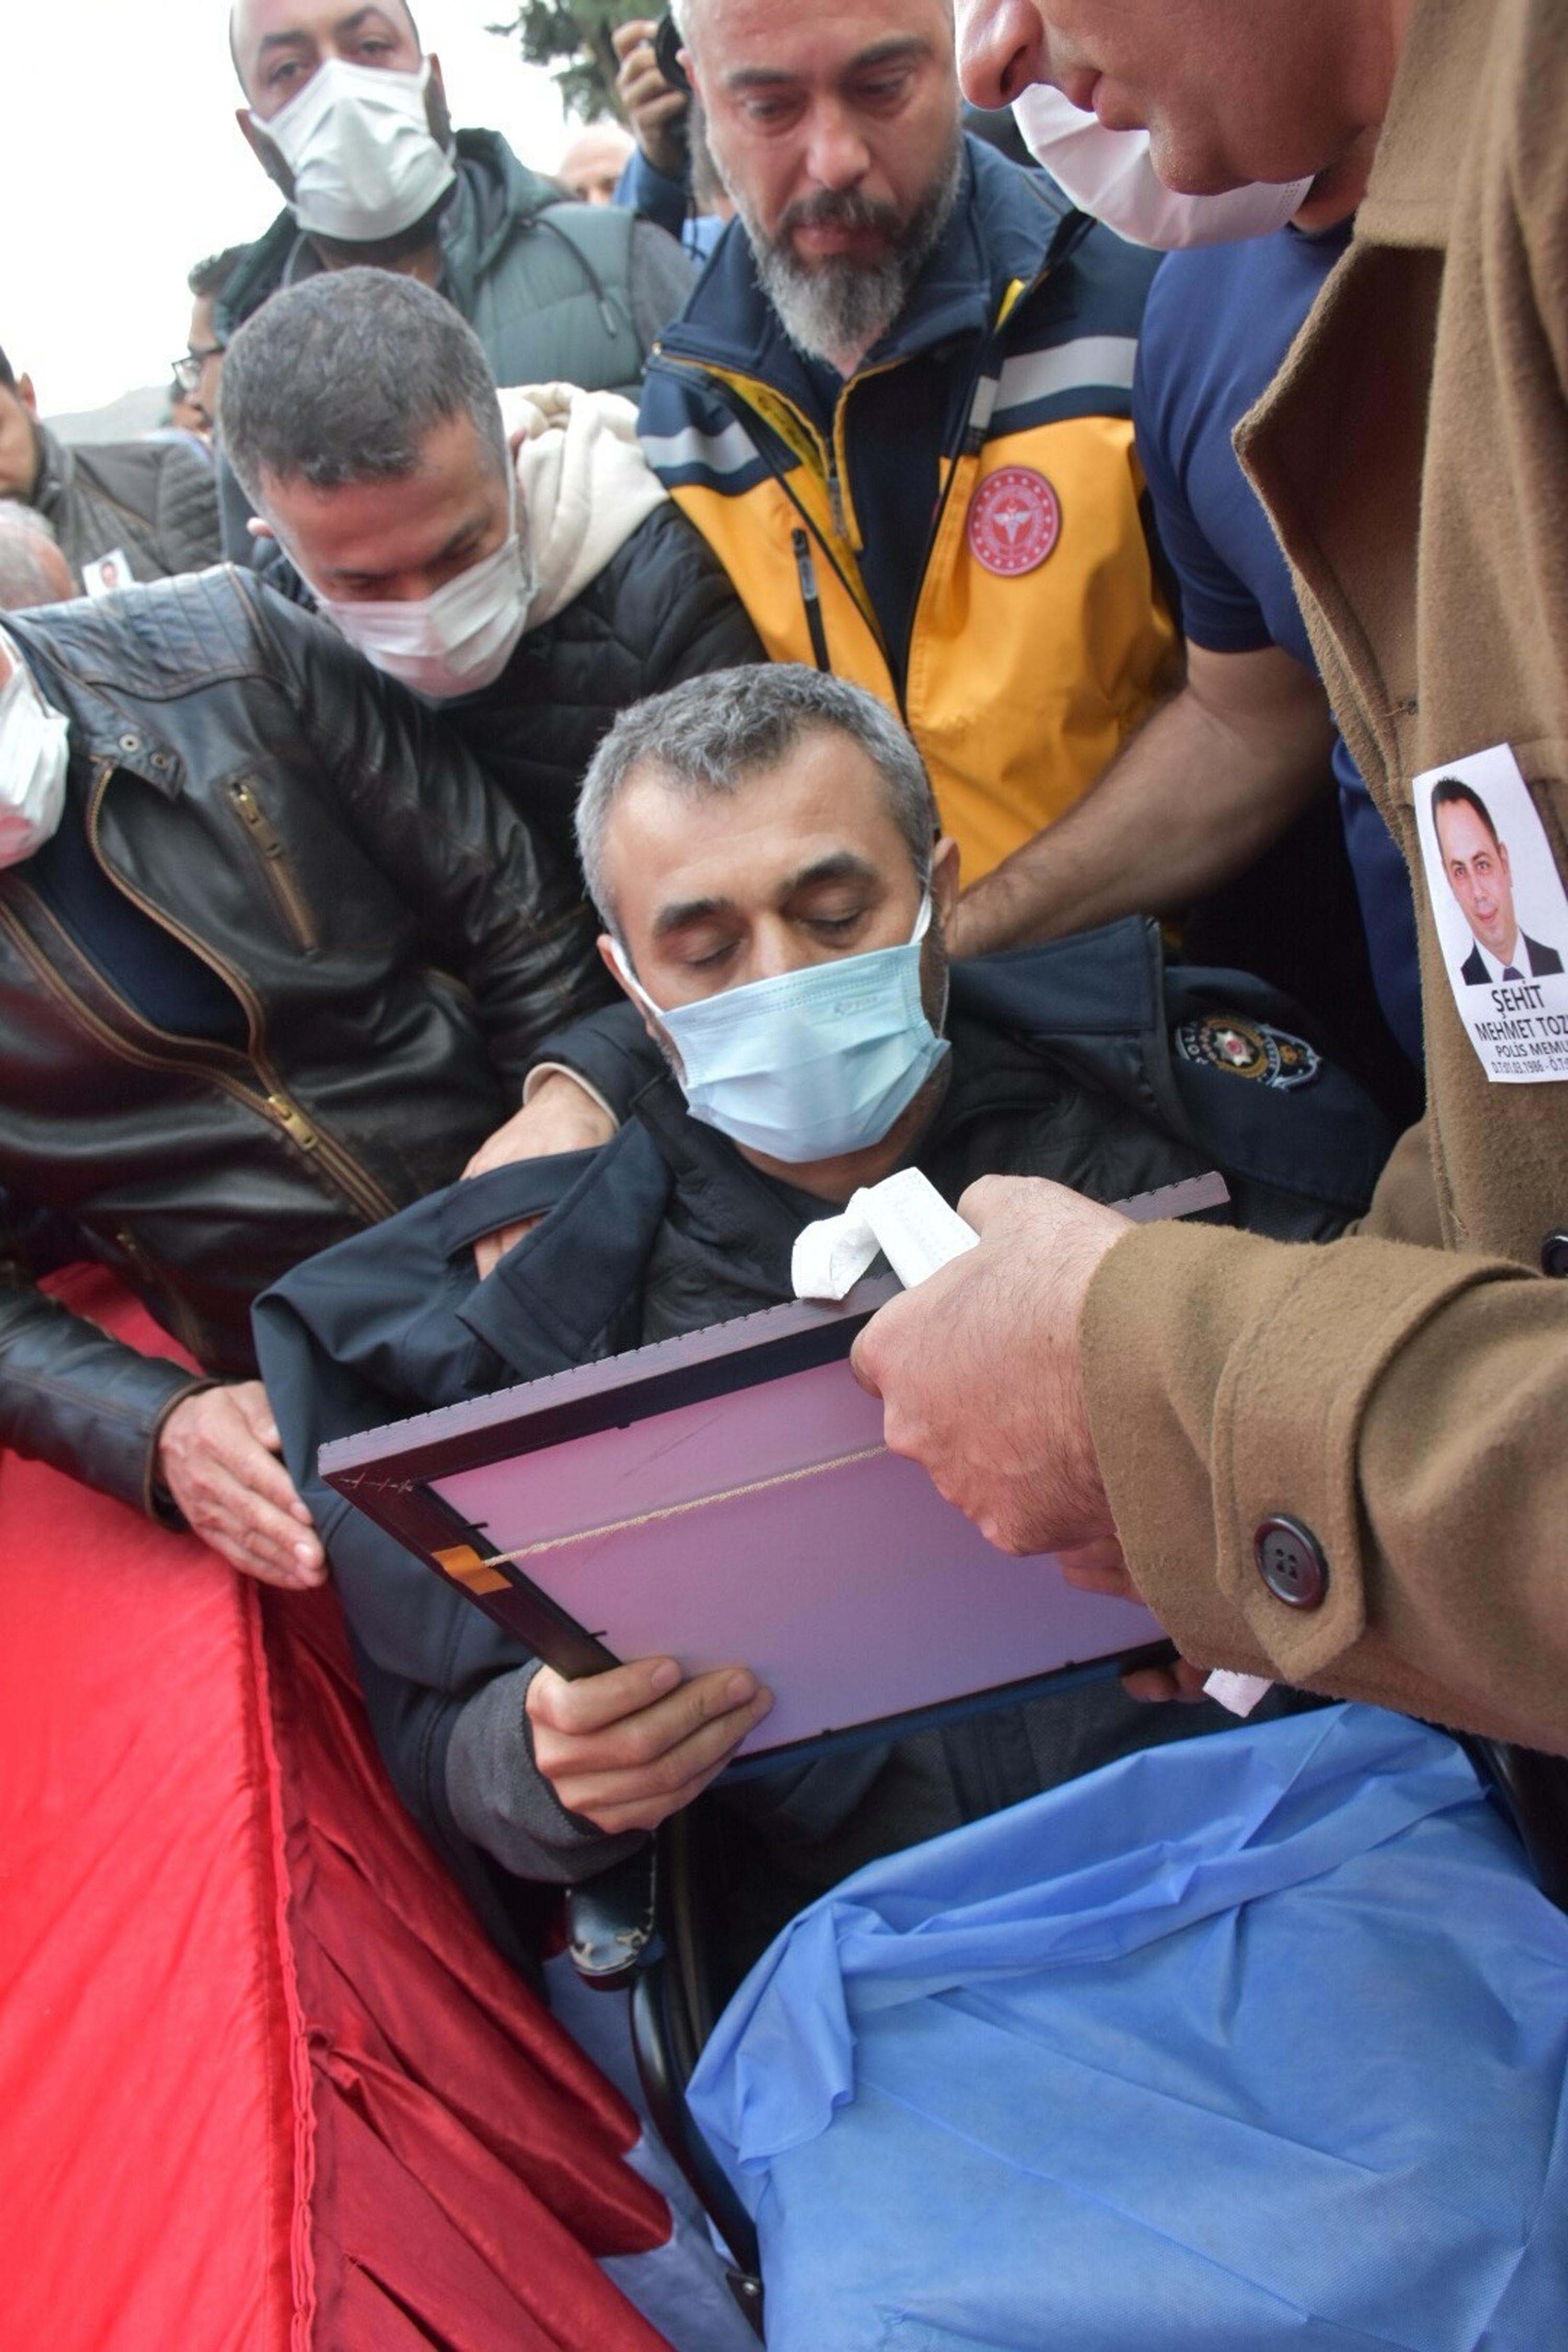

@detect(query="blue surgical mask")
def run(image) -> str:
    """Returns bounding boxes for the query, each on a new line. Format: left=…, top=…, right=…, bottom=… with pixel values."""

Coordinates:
left=613, top=895, right=949, bottom=1162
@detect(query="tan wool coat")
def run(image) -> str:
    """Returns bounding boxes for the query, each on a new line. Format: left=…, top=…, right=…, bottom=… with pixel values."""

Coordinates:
left=1080, top=0, right=1568, bottom=1753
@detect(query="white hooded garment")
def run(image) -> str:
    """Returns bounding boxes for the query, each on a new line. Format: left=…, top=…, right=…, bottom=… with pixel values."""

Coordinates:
left=498, top=382, right=668, bottom=632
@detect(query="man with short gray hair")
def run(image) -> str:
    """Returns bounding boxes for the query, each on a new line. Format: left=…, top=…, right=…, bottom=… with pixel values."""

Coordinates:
left=0, top=508, right=74, bottom=612
left=573, top=664, right=937, bottom=940
left=260, top=664, right=1391, bottom=1987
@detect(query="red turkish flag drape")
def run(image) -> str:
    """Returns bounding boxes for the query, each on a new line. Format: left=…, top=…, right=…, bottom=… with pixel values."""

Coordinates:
left=0, top=1266, right=673, bottom=2352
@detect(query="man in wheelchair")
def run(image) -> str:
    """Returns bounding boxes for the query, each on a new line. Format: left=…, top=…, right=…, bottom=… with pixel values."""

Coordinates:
left=260, top=665, right=1389, bottom=1965
left=259, top=669, right=1566, bottom=2346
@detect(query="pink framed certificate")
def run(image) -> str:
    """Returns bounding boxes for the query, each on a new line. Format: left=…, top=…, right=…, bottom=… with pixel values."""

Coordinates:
left=319, top=1276, right=1167, bottom=1769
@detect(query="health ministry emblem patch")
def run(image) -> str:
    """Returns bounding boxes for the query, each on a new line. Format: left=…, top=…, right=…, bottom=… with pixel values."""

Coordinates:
left=967, top=467, right=1061, bottom=576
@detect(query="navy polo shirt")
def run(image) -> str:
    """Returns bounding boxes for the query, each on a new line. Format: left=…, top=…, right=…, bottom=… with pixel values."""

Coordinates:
left=1133, top=225, right=1422, bottom=1065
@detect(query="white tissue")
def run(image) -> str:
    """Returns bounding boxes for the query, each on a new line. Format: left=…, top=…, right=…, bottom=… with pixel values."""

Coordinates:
left=790, top=1167, right=980, bottom=1300
left=1202, top=1669, right=1275, bottom=1717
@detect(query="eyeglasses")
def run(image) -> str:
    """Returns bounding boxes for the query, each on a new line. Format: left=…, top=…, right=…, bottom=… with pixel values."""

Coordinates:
left=171, top=344, right=224, bottom=395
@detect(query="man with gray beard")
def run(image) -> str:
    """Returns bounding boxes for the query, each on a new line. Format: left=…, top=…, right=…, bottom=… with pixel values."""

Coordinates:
left=635, top=0, right=1179, bottom=952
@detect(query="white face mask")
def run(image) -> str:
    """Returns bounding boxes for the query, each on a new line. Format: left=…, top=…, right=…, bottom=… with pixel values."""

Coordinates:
left=251, top=56, right=456, bottom=245
left=1013, top=85, right=1312, bottom=250
left=0, top=631, right=70, bottom=869
left=309, top=509, right=535, bottom=702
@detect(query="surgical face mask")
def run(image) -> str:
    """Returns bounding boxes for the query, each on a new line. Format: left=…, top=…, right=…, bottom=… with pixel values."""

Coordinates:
left=309, top=508, right=534, bottom=701
left=613, top=894, right=950, bottom=1163
left=0, top=632, right=69, bottom=868
left=1013, top=85, right=1312, bottom=250
left=251, top=57, right=456, bottom=245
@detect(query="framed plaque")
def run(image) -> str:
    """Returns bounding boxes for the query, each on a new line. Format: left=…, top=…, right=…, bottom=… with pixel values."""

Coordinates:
left=320, top=1275, right=1168, bottom=1771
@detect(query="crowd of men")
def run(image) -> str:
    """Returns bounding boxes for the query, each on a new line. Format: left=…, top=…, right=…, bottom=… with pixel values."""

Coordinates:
left=2, top=0, right=1565, bottom=2332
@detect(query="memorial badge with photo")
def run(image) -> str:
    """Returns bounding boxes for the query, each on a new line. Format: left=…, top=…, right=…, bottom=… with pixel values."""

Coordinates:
left=1413, top=743, right=1568, bottom=1083
left=82, top=548, right=133, bottom=599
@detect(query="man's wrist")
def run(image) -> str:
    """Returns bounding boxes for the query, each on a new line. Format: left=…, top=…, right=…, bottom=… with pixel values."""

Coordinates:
left=955, top=855, right=1068, bottom=957
left=446, top=1664, right=639, bottom=1881
left=639, top=132, right=688, bottom=183
left=146, top=1377, right=219, bottom=1524
left=521, top=1064, right=618, bottom=1124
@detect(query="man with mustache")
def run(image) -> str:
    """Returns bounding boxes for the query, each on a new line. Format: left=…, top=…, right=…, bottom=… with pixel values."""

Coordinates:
left=635, top=0, right=1179, bottom=951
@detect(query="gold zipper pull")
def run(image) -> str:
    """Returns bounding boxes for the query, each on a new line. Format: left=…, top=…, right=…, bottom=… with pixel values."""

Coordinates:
left=232, top=779, right=283, bottom=856
left=266, top=1092, right=318, bottom=1149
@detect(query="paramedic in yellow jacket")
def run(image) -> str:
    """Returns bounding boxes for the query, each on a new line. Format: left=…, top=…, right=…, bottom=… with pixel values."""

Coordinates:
left=638, top=0, right=1179, bottom=951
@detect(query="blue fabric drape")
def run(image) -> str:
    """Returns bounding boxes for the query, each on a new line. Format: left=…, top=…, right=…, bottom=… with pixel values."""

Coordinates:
left=688, top=1705, right=1568, bottom=2349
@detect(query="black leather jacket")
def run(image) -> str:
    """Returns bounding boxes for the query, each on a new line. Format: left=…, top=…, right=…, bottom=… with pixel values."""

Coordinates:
left=0, top=567, right=608, bottom=1515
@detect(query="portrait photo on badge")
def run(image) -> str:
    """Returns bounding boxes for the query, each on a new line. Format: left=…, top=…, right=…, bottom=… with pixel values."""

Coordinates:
left=1413, top=742, right=1568, bottom=1083
left=83, top=548, right=133, bottom=599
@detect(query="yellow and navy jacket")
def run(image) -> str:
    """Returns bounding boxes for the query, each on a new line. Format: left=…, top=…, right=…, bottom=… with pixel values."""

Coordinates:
left=638, top=137, right=1181, bottom=883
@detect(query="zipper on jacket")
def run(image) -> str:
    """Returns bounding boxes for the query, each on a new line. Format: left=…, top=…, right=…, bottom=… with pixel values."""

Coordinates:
left=61, top=761, right=399, bottom=1226
left=824, top=360, right=896, bottom=554
left=894, top=281, right=1053, bottom=690
left=656, top=314, right=1016, bottom=701
left=791, top=529, right=832, bottom=673
left=2, top=881, right=397, bottom=1233
left=825, top=457, right=848, bottom=541
left=824, top=352, right=904, bottom=557
left=228, top=779, right=320, bottom=952
left=652, top=354, right=890, bottom=655
left=113, top=1224, right=206, bottom=1361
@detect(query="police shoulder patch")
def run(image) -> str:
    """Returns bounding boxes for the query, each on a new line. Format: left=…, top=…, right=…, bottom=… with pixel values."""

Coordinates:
left=1175, top=1013, right=1321, bottom=1090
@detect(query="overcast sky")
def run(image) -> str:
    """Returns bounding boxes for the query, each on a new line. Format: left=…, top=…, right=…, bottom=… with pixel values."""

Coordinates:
left=4, top=0, right=571, bottom=418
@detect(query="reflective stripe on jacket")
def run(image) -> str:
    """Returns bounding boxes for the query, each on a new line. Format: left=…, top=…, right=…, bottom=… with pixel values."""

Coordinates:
left=639, top=139, right=1180, bottom=882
